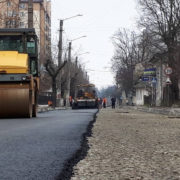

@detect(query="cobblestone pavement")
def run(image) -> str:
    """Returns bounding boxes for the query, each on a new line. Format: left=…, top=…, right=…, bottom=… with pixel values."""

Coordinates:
left=71, top=108, right=180, bottom=180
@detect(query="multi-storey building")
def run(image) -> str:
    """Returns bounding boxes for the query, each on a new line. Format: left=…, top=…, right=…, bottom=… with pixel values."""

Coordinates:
left=0, top=0, right=51, bottom=69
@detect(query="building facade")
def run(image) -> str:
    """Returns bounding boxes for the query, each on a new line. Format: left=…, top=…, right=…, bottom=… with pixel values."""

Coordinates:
left=0, top=0, right=51, bottom=69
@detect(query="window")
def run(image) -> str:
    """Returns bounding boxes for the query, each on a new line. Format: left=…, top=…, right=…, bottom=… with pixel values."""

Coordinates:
left=5, top=20, right=16, bottom=27
left=27, top=41, right=35, bottom=54
left=20, top=22, right=24, bottom=27
left=45, top=25, right=48, bottom=31
left=12, top=11, right=17, bottom=17
left=5, top=21, right=10, bottom=26
left=19, top=3, right=25, bottom=9
left=11, top=20, right=16, bottom=26
left=0, top=36, right=23, bottom=53
left=7, top=11, right=13, bottom=17
left=19, top=12, right=25, bottom=17
left=31, top=60, right=37, bottom=75
left=7, top=1, right=11, bottom=7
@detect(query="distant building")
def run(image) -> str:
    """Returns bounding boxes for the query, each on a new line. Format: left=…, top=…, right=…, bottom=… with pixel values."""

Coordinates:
left=133, top=53, right=171, bottom=106
left=0, top=0, right=51, bottom=69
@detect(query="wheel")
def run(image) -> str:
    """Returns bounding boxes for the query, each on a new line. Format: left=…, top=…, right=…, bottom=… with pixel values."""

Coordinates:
left=72, top=103, right=78, bottom=109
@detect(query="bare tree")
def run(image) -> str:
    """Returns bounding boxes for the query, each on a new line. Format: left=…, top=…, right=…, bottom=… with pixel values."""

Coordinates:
left=111, top=28, right=152, bottom=95
left=45, top=59, right=67, bottom=107
left=138, top=0, right=180, bottom=101
left=61, top=59, right=89, bottom=99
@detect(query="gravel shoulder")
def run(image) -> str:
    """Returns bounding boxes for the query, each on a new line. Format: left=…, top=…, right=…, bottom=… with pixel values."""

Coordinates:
left=71, top=108, right=180, bottom=180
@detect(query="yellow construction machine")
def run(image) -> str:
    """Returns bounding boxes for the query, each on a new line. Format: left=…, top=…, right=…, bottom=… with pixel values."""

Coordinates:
left=72, top=84, right=98, bottom=109
left=0, top=28, right=39, bottom=118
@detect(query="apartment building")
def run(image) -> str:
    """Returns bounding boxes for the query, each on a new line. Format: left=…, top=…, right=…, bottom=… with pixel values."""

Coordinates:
left=0, top=0, right=51, bottom=68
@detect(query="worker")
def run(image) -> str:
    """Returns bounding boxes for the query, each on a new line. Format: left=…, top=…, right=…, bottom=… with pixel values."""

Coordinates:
left=103, top=97, right=107, bottom=108
left=69, top=96, right=72, bottom=107
left=99, top=98, right=103, bottom=109
left=95, top=98, right=99, bottom=109
left=111, top=97, right=116, bottom=109
left=48, top=100, right=52, bottom=107
left=63, top=98, right=66, bottom=107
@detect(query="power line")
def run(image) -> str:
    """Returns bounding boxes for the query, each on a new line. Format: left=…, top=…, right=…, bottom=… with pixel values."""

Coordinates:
left=87, top=69, right=112, bottom=73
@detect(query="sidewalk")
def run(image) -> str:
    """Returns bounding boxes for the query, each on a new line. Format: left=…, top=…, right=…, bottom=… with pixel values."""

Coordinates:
left=71, top=107, right=180, bottom=180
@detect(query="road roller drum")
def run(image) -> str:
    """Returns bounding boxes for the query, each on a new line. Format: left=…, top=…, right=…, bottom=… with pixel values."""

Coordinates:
left=0, top=83, right=33, bottom=118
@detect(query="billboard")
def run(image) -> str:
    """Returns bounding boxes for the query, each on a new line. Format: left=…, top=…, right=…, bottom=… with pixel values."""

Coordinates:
left=20, top=0, right=43, bottom=3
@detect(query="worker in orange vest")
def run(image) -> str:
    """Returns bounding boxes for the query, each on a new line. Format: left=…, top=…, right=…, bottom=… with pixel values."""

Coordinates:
left=48, top=100, right=52, bottom=106
left=69, top=96, right=73, bottom=107
left=103, top=97, right=107, bottom=108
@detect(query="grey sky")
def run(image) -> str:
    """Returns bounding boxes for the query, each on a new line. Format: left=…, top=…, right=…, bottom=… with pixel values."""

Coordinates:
left=51, top=0, right=138, bottom=89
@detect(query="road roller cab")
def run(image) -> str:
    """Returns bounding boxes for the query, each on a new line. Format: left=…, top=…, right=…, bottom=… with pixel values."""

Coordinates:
left=0, top=28, right=39, bottom=118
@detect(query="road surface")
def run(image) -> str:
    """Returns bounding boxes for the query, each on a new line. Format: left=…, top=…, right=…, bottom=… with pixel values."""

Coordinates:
left=0, top=109, right=97, bottom=180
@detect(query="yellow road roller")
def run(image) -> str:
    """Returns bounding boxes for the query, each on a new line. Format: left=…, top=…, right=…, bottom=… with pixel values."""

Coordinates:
left=0, top=28, right=39, bottom=118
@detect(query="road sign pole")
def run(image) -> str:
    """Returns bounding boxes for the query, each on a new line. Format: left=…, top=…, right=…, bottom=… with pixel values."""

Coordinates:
left=165, top=65, right=172, bottom=107
left=167, top=84, right=169, bottom=107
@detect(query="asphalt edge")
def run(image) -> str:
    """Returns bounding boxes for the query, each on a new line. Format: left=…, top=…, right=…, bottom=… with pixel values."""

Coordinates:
left=56, top=109, right=99, bottom=180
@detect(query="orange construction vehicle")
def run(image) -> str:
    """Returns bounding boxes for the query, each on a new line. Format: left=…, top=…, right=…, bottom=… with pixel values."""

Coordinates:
left=72, top=84, right=98, bottom=109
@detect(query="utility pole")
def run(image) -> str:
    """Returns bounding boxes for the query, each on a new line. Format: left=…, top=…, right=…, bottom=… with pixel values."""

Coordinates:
left=56, top=15, right=83, bottom=106
left=58, top=20, right=63, bottom=67
left=64, top=41, right=72, bottom=106
left=57, top=20, right=63, bottom=106
left=75, top=56, right=78, bottom=67
left=28, top=0, right=33, bottom=28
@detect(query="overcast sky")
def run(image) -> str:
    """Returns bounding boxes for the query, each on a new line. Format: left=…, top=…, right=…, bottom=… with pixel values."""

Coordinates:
left=51, top=0, right=138, bottom=89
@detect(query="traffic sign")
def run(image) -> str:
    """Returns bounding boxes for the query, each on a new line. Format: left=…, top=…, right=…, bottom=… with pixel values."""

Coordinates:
left=144, top=68, right=156, bottom=76
left=165, top=67, right=172, bottom=75
left=166, top=77, right=172, bottom=84
left=142, top=76, right=150, bottom=82
left=152, top=77, right=157, bottom=84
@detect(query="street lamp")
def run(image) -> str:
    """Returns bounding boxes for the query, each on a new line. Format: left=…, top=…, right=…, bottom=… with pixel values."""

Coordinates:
left=70, top=35, right=87, bottom=42
left=63, top=14, right=83, bottom=21
left=64, top=35, right=87, bottom=106
left=58, top=14, right=83, bottom=67
left=67, top=35, right=87, bottom=63
left=76, top=52, right=90, bottom=56
left=57, top=14, right=83, bottom=106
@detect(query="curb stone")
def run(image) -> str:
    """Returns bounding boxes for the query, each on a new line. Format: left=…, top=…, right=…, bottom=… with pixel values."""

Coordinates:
left=122, top=106, right=180, bottom=117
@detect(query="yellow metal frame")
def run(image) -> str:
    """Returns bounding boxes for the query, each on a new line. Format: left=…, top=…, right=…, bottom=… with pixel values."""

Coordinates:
left=0, top=51, right=29, bottom=74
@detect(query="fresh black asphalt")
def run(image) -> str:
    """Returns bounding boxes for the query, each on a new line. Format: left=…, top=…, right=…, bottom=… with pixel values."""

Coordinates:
left=0, top=109, right=97, bottom=180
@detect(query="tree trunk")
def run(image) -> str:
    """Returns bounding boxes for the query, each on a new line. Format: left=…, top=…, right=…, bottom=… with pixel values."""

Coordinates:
left=52, top=77, right=57, bottom=108
left=167, top=46, right=179, bottom=104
